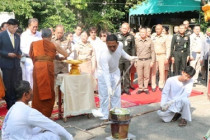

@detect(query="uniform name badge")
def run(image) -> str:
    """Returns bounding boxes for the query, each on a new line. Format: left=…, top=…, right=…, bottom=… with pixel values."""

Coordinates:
left=184, top=43, right=186, bottom=48
left=184, top=37, right=188, bottom=41
left=177, top=36, right=180, bottom=45
left=125, top=40, right=128, bottom=46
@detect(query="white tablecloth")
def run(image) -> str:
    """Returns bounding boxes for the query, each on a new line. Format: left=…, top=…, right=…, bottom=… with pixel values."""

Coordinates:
left=56, top=73, right=96, bottom=117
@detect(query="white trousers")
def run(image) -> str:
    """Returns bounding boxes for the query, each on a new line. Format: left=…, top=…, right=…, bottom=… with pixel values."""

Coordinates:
left=22, top=58, right=34, bottom=88
left=32, top=131, right=60, bottom=140
left=190, top=53, right=201, bottom=82
left=98, top=69, right=121, bottom=119
left=157, top=98, right=191, bottom=122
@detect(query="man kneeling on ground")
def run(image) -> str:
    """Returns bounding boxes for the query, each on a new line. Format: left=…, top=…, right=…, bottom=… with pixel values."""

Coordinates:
left=157, top=66, right=195, bottom=127
left=2, top=80, right=73, bottom=140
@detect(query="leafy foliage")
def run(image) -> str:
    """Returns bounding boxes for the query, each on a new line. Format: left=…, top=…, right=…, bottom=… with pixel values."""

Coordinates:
left=125, top=0, right=146, bottom=10
left=197, top=11, right=210, bottom=32
left=0, top=0, right=145, bottom=32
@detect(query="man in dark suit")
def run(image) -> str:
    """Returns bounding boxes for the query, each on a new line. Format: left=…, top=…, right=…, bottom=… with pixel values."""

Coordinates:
left=0, top=19, right=22, bottom=109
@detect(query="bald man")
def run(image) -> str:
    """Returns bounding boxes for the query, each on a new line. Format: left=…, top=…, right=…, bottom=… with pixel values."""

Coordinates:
left=116, top=23, right=135, bottom=95
left=183, top=20, right=193, bottom=36
left=52, top=25, right=71, bottom=76
left=151, top=24, right=170, bottom=92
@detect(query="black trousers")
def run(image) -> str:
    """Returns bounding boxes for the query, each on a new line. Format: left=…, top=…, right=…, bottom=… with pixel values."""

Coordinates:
left=174, top=51, right=188, bottom=75
left=2, top=68, right=21, bottom=109
left=205, top=59, right=208, bottom=84
left=119, top=61, right=131, bottom=91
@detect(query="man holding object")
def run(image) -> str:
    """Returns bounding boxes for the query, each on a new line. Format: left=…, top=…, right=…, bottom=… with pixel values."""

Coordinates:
left=93, top=34, right=137, bottom=120
left=157, top=66, right=195, bottom=127
left=0, top=19, right=22, bottom=109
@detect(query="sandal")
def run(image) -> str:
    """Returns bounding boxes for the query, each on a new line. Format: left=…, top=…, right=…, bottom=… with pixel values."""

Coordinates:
left=171, top=113, right=181, bottom=122
left=178, top=119, right=187, bottom=127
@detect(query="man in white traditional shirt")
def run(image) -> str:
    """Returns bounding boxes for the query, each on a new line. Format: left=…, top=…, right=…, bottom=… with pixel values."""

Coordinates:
left=200, top=27, right=210, bottom=84
left=2, top=80, right=73, bottom=140
left=88, top=27, right=101, bottom=50
left=92, top=34, right=137, bottom=120
left=20, top=18, right=42, bottom=88
left=190, top=25, right=203, bottom=84
left=73, top=25, right=82, bottom=44
left=88, top=27, right=106, bottom=92
left=88, top=27, right=103, bottom=72
left=157, top=66, right=195, bottom=127
left=97, top=30, right=109, bottom=62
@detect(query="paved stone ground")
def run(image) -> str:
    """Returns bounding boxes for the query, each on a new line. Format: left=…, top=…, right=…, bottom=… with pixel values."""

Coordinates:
left=57, top=83, right=210, bottom=140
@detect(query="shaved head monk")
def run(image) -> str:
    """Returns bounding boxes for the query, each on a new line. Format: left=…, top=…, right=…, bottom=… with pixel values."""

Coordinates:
left=30, top=28, right=68, bottom=117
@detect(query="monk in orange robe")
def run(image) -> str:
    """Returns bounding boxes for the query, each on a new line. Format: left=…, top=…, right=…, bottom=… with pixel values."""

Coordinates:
left=30, top=28, right=68, bottom=117
left=0, top=74, right=5, bottom=99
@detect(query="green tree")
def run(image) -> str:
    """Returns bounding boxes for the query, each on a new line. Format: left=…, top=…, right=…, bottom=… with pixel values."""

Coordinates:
left=198, top=11, right=210, bottom=32
left=0, top=0, right=34, bottom=27
left=34, top=0, right=76, bottom=31
left=68, top=0, right=127, bottom=32
left=0, top=0, right=77, bottom=31
left=0, top=0, right=141, bottom=32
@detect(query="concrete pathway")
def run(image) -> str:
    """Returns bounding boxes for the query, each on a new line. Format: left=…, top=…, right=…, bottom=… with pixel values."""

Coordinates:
left=57, top=84, right=210, bottom=140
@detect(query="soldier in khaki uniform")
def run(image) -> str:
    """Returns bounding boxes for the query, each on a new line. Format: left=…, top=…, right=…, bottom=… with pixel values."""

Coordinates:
left=75, top=31, right=96, bottom=74
left=52, top=25, right=71, bottom=76
left=136, top=28, right=155, bottom=94
left=151, top=24, right=170, bottom=92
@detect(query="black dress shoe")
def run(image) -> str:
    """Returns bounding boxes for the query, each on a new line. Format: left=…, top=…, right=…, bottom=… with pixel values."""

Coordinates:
left=159, top=88, right=163, bottom=91
left=152, top=88, right=156, bottom=92
left=136, top=90, right=143, bottom=94
left=130, top=86, right=135, bottom=90
left=144, top=90, right=149, bottom=94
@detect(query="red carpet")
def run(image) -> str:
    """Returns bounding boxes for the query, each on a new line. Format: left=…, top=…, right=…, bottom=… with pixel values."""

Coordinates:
left=121, top=86, right=204, bottom=105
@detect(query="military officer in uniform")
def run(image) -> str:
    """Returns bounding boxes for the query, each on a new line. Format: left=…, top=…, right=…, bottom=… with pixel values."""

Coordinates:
left=171, top=24, right=190, bottom=75
left=151, top=24, right=170, bottom=92
left=52, top=25, right=71, bottom=76
left=136, top=28, right=155, bottom=94
left=116, top=22, right=135, bottom=95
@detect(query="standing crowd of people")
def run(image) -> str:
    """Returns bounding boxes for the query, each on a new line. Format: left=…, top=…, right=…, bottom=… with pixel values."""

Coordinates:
left=0, top=17, right=209, bottom=139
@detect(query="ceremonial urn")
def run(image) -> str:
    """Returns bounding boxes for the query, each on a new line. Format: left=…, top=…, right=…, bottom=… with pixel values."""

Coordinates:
left=109, top=108, right=131, bottom=139
left=63, top=60, right=83, bottom=75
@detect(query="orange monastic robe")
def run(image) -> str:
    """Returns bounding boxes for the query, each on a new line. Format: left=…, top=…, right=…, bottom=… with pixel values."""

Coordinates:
left=30, top=39, right=56, bottom=117
left=0, top=74, right=5, bottom=99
